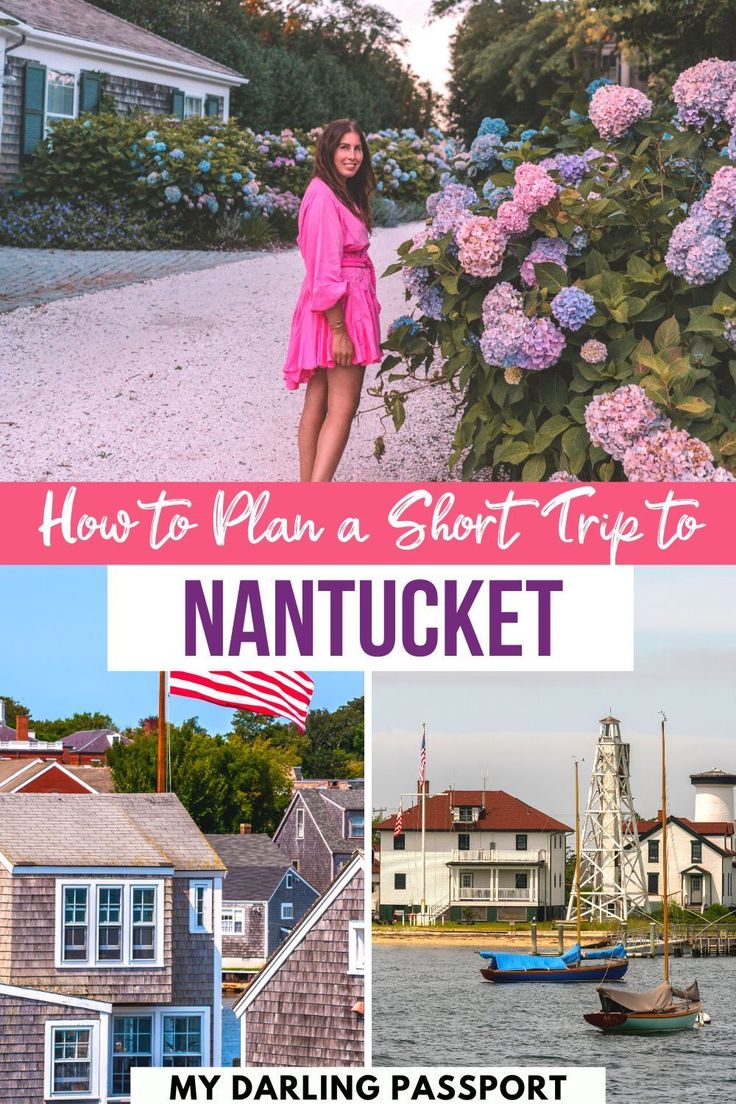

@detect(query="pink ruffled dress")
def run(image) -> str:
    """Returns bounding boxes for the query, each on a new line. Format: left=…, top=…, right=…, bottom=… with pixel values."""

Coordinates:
left=283, top=176, right=382, bottom=390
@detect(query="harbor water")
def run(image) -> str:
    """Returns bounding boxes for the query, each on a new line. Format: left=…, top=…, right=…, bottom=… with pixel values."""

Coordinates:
left=373, top=945, right=736, bottom=1102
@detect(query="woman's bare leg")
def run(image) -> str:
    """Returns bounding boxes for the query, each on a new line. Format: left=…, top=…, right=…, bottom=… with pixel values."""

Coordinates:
left=298, top=370, right=329, bottom=481
left=309, top=364, right=366, bottom=482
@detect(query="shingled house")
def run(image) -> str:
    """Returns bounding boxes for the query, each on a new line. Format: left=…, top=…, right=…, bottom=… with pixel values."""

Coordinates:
left=0, top=793, right=225, bottom=1101
left=0, top=757, right=114, bottom=793
left=206, top=832, right=318, bottom=969
left=234, top=853, right=365, bottom=1067
left=273, top=781, right=364, bottom=894
left=0, top=0, right=247, bottom=183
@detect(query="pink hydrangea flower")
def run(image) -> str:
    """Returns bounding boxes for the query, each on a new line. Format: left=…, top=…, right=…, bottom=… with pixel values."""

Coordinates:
left=512, top=162, right=558, bottom=214
left=585, top=385, right=670, bottom=461
left=674, top=59, right=736, bottom=129
left=456, top=216, right=508, bottom=277
left=495, top=200, right=531, bottom=236
left=581, top=339, right=608, bottom=363
left=622, top=428, right=715, bottom=481
left=589, top=84, right=653, bottom=141
left=518, top=317, right=566, bottom=371
left=548, top=471, right=580, bottom=482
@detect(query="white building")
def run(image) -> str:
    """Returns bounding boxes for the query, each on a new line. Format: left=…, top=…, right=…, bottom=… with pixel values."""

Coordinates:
left=376, top=787, right=571, bottom=923
left=635, top=768, right=736, bottom=913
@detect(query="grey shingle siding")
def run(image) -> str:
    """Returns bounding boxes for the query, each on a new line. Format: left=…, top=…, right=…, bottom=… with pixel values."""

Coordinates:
left=267, top=873, right=319, bottom=957
left=0, top=56, right=24, bottom=185
left=0, top=994, right=102, bottom=1104
left=221, top=906, right=265, bottom=961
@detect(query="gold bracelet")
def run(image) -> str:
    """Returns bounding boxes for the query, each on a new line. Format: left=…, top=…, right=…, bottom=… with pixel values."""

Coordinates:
left=329, top=322, right=346, bottom=333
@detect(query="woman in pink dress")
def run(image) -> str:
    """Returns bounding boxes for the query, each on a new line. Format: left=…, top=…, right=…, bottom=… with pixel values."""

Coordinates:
left=284, top=119, right=381, bottom=481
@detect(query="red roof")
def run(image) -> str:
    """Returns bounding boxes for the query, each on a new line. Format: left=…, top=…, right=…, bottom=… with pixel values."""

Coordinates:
left=375, top=789, right=571, bottom=834
left=637, top=817, right=734, bottom=837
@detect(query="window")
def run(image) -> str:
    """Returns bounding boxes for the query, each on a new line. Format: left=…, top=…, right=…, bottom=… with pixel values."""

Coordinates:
left=346, top=812, right=364, bottom=837
left=189, top=880, right=212, bottom=933
left=393, top=833, right=405, bottom=850
left=458, top=833, right=470, bottom=851
left=285, top=871, right=293, bottom=889
left=648, top=872, right=659, bottom=894
left=162, top=1015, right=203, bottom=1067
left=348, top=920, right=365, bottom=974
left=296, top=808, right=305, bottom=839
left=109, top=1009, right=208, bottom=1094
left=63, top=886, right=88, bottom=962
left=183, top=95, right=203, bottom=118
left=281, top=902, right=294, bottom=920
left=222, top=907, right=245, bottom=935
left=648, top=840, right=659, bottom=863
left=460, top=872, right=474, bottom=889
left=691, top=840, right=702, bottom=862
left=457, top=806, right=473, bottom=822
left=45, top=1021, right=99, bottom=1099
left=57, top=880, right=163, bottom=968
left=45, top=71, right=75, bottom=133
left=97, top=885, right=122, bottom=962
left=515, top=872, right=528, bottom=890
left=111, top=1015, right=152, bottom=1097
left=132, top=887, right=156, bottom=960
left=394, top=873, right=406, bottom=890
left=515, top=834, right=528, bottom=851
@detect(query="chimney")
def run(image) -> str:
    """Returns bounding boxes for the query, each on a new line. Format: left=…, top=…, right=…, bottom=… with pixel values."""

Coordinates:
left=16, top=715, right=29, bottom=742
left=417, top=779, right=429, bottom=796
left=143, top=718, right=157, bottom=736
left=239, top=823, right=252, bottom=834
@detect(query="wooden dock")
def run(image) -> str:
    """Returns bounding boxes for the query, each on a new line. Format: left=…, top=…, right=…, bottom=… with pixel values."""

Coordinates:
left=625, top=923, right=736, bottom=958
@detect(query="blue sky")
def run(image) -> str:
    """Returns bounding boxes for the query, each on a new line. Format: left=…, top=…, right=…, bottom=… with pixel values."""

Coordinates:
left=373, top=567, right=736, bottom=825
left=0, top=567, right=362, bottom=731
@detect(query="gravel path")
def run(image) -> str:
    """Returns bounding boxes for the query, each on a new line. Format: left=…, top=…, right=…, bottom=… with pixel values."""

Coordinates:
left=0, top=226, right=459, bottom=481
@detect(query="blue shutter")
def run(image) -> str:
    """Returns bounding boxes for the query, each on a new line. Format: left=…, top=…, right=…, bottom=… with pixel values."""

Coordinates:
left=80, top=71, right=102, bottom=114
left=171, top=88, right=185, bottom=119
left=205, top=94, right=220, bottom=117
left=22, top=62, right=46, bottom=159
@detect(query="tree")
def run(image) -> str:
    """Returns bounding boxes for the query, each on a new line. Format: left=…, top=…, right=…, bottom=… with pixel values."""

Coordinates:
left=0, top=695, right=30, bottom=728
left=32, top=711, right=114, bottom=743
left=231, top=696, right=364, bottom=779
left=595, top=0, right=736, bottom=72
left=109, top=717, right=295, bottom=833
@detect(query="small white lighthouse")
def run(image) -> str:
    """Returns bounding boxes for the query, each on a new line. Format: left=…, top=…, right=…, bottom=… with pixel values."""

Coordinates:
left=690, top=768, right=736, bottom=824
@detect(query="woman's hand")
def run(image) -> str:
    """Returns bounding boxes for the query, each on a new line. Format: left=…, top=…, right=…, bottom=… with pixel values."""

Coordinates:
left=332, top=328, right=355, bottom=367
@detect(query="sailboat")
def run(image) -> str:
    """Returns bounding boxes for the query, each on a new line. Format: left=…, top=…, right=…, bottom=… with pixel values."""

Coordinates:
left=584, top=716, right=704, bottom=1033
left=480, top=761, right=628, bottom=983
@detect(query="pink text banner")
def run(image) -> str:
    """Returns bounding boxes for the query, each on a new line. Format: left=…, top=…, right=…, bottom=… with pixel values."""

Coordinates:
left=1, top=482, right=733, bottom=566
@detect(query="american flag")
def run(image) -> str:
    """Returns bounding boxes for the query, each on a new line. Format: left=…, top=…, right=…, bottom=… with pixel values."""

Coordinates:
left=169, top=671, right=314, bottom=732
left=419, top=727, right=426, bottom=787
left=394, top=805, right=404, bottom=837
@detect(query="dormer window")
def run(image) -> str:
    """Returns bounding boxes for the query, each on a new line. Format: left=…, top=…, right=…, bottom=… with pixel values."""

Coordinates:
left=346, top=811, right=364, bottom=838
left=458, top=807, right=474, bottom=822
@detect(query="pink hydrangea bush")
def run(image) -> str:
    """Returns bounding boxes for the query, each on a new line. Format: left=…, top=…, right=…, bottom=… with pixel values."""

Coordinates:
left=589, top=85, right=653, bottom=141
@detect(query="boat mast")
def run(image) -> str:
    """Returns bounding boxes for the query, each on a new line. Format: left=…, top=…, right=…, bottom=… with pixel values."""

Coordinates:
left=661, top=713, right=669, bottom=983
left=421, top=722, right=426, bottom=921
left=575, top=759, right=582, bottom=948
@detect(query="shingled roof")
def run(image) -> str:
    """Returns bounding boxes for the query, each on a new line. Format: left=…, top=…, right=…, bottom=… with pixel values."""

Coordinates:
left=0, top=793, right=225, bottom=870
left=299, top=789, right=361, bottom=851
left=1, top=0, right=246, bottom=80
left=206, top=833, right=293, bottom=900
left=375, top=789, right=571, bottom=834
left=0, top=759, right=115, bottom=793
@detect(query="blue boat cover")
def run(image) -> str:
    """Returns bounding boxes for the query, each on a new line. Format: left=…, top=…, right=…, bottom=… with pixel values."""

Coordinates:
left=479, top=943, right=625, bottom=971
left=582, top=942, right=626, bottom=960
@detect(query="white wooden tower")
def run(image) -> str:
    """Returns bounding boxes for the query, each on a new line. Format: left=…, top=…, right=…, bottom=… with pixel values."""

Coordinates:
left=567, top=714, right=649, bottom=922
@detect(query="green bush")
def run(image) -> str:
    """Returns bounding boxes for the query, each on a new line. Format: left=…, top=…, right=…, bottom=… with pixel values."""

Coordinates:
left=0, top=195, right=175, bottom=249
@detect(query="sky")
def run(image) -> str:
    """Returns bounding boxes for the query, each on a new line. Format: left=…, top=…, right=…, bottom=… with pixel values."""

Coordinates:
left=373, top=567, right=736, bottom=827
left=0, top=567, right=362, bottom=732
left=382, top=0, right=460, bottom=91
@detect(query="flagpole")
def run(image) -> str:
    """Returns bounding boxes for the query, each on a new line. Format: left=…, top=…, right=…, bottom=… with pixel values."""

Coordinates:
left=421, top=722, right=426, bottom=922
left=157, top=671, right=166, bottom=794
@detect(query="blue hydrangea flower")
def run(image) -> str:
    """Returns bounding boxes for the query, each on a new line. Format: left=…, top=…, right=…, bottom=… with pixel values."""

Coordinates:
left=232, top=171, right=243, bottom=182
left=146, top=172, right=160, bottom=185
left=482, top=182, right=511, bottom=209
left=164, top=185, right=182, bottom=204
left=586, top=77, right=613, bottom=98
left=389, top=315, right=420, bottom=336
left=520, top=129, right=538, bottom=142
left=204, top=196, right=219, bottom=214
left=418, top=284, right=444, bottom=321
left=502, top=158, right=516, bottom=172
left=192, top=182, right=205, bottom=197
left=198, top=160, right=211, bottom=173
left=170, top=148, right=185, bottom=160
left=551, top=287, right=596, bottom=331
left=470, top=133, right=502, bottom=170
left=153, top=141, right=167, bottom=152
left=555, top=153, right=588, bottom=187
left=477, top=117, right=509, bottom=140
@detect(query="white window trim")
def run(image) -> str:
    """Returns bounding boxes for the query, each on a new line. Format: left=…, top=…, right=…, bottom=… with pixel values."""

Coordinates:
left=285, top=871, right=293, bottom=889
left=44, top=69, right=78, bottom=137
left=107, top=1006, right=210, bottom=1099
left=296, top=808, right=305, bottom=840
left=44, top=1018, right=100, bottom=1100
left=188, top=880, right=213, bottom=933
left=280, top=902, right=294, bottom=921
left=55, top=878, right=164, bottom=969
left=348, top=919, right=365, bottom=976
left=184, top=93, right=204, bottom=118
left=221, top=906, right=245, bottom=935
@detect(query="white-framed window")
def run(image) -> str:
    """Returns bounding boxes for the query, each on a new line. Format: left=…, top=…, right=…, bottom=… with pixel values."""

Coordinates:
left=45, top=70, right=76, bottom=133
left=221, top=907, right=245, bottom=935
left=109, top=1008, right=209, bottom=1098
left=44, top=1020, right=99, bottom=1100
left=296, top=808, right=305, bottom=839
left=348, top=920, right=365, bottom=975
left=56, top=879, right=164, bottom=968
left=188, top=880, right=212, bottom=933
left=184, top=95, right=203, bottom=118
left=285, top=871, right=293, bottom=889
left=346, top=812, right=364, bottom=838
left=281, top=902, right=294, bottom=920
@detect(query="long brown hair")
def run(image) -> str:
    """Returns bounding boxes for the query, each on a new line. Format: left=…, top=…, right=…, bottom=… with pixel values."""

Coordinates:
left=314, top=119, right=376, bottom=229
